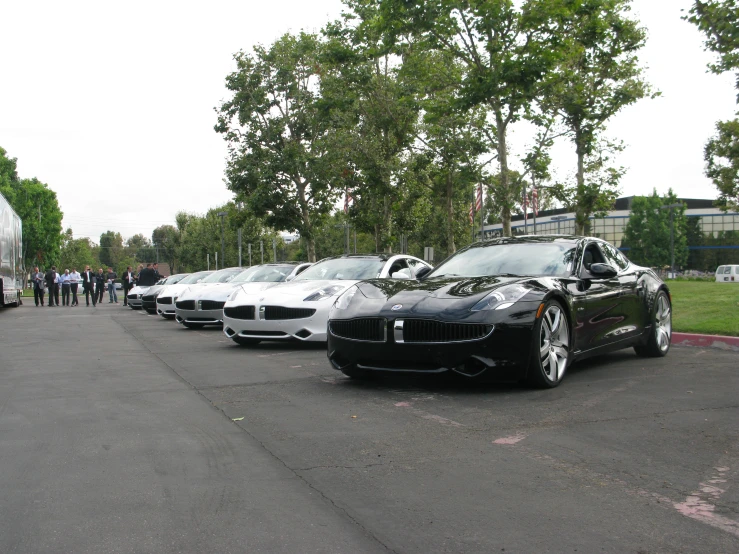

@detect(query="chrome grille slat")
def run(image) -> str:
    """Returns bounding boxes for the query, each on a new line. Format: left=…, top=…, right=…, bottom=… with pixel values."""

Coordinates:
left=400, top=319, right=493, bottom=343
left=330, top=318, right=387, bottom=342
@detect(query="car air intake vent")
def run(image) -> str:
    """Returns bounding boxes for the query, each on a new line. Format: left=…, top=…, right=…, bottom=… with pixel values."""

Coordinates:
left=176, top=300, right=196, bottom=310
left=158, top=297, right=172, bottom=305
left=142, top=295, right=156, bottom=302
left=200, top=300, right=226, bottom=310
left=263, top=306, right=316, bottom=320
left=224, top=305, right=255, bottom=320
left=402, top=319, right=493, bottom=343
left=330, top=318, right=387, bottom=342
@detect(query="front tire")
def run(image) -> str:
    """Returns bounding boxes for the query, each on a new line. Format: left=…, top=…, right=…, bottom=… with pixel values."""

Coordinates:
left=527, top=301, right=571, bottom=388
left=634, top=290, right=671, bottom=357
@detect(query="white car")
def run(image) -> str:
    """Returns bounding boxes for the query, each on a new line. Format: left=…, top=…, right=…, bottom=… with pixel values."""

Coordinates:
left=126, top=282, right=160, bottom=309
left=174, top=263, right=313, bottom=329
left=155, top=270, right=214, bottom=318
left=158, top=267, right=243, bottom=319
left=222, top=254, right=432, bottom=346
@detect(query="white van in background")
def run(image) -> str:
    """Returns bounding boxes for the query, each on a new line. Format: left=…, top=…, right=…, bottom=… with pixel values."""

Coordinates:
left=715, top=265, right=739, bottom=282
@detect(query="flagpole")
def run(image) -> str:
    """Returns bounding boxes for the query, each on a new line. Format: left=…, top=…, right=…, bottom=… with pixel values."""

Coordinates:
left=532, top=183, right=537, bottom=235
left=479, top=184, right=484, bottom=241
left=522, top=182, right=528, bottom=235
left=471, top=187, right=475, bottom=243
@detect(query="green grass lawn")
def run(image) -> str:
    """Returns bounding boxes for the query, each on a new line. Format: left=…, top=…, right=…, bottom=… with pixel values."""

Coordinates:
left=668, top=280, right=739, bottom=336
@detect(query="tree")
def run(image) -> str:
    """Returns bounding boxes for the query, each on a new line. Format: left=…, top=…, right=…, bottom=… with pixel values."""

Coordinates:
left=152, top=225, right=180, bottom=272
left=377, top=0, right=562, bottom=236
left=216, top=33, right=336, bottom=262
left=544, top=0, right=655, bottom=234
left=0, top=147, right=64, bottom=269
left=99, top=230, right=124, bottom=269
left=705, top=119, right=739, bottom=210
left=622, top=189, right=688, bottom=269
left=58, top=229, right=97, bottom=272
left=686, top=1, right=739, bottom=211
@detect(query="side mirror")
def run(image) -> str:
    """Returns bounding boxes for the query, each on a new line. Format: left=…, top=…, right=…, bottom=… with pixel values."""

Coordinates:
left=392, top=270, right=412, bottom=280
left=414, top=266, right=432, bottom=279
left=588, top=263, right=618, bottom=279
left=285, top=274, right=295, bottom=282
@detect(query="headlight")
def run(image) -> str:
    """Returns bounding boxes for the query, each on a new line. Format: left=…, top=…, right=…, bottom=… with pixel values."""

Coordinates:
left=471, top=284, right=531, bottom=311
left=304, top=285, right=345, bottom=301
left=333, top=286, right=358, bottom=310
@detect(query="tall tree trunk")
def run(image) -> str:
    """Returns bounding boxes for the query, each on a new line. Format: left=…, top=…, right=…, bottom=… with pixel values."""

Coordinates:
left=446, top=172, right=456, bottom=254
left=495, top=109, right=512, bottom=237
left=296, top=179, right=316, bottom=262
left=382, top=194, right=392, bottom=253
left=574, top=127, right=589, bottom=235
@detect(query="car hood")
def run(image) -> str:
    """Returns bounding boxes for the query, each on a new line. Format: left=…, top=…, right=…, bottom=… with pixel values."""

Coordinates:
left=143, top=284, right=167, bottom=296
left=128, top=285, right=151, bottom=295
left=350, top=275, right=553, bottom=316
left=181, top=281, right=280, bottom=302
left=257, top=279, right=358, bottom=299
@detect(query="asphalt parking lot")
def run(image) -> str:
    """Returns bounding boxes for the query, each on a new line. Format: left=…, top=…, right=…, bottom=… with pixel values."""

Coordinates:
left=0, top=302, right=737, bottom=553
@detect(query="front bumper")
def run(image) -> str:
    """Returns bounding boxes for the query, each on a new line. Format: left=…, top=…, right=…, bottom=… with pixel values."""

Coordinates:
left=222, top=301, right=332, bottom=342
left=327, top=318, right=535, bottom=378
left=156, top=297, right=175, bottom=317
left=175, top=307, right=224, bottom=326
left=128, top=296, right=143, bottom=308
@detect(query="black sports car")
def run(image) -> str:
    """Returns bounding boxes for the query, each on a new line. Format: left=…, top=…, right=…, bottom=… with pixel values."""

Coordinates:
left=327, top=236, right=672, bottom=388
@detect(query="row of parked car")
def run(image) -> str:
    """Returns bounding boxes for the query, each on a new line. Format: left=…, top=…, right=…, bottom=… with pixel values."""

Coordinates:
left=126, top=236, right=673, bottom=388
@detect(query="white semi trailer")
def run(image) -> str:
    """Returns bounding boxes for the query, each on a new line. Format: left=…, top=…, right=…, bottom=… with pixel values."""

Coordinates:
left=0, top=190, right=23, bottom=307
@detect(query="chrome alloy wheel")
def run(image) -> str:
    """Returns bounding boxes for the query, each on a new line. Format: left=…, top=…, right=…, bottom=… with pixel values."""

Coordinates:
left=655, top=294, right=672, bottom=353
left=539, top=305, right=570, bottom=383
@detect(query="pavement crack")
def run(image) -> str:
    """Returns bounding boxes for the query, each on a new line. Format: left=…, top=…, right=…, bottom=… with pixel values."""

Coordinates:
left=294, top=463, right=387, bottom=472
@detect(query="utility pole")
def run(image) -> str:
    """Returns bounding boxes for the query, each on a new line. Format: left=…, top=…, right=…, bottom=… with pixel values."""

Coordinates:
left=248, top=243, right=252, bottom=266
left=272, top=238, right=277, bottom=262
left=238, top=229, right=242, bottom=267
left=660, top=203, right=682, bottom=279
left=260, top=241, right=264, bottom=264
left=207, top=254, right=210, bottom=270
left=217, top=211, right=227, bottom=269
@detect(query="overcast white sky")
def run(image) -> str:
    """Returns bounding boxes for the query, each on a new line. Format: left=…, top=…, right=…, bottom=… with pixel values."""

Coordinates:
left=0, top=0, right=736, bottom=242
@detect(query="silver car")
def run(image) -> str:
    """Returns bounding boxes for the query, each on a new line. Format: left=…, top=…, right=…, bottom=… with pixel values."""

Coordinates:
left=155, top=271, right=214, bottom=318
left=174, top=263, right=312, bottom=329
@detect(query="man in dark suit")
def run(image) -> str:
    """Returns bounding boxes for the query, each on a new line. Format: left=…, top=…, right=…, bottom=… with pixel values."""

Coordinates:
left=81, top=265, right=97, bottom=307
left=95, top=268, right=106, bottom=304
left=44, top=266, right=58, bottom=307
left=122, top=266, right=136, bottom=306
left=138, top=263, right=156, bottom=287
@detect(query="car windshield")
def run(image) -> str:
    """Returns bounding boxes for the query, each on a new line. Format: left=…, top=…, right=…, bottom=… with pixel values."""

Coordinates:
left=233, top=265, right=294, bottom=283
left=166, top=274, right=188, bottom=285
left=201, top=268, right=243, bottom=283
left=295, top=258, right=385, bottom=280
left=428, top=241, right=578, bottom=278
left=179, top=271, right=213, bottom=284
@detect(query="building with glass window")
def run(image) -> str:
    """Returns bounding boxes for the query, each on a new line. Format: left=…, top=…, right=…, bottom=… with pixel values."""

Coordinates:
left=480, top=197, right=739, bottom=270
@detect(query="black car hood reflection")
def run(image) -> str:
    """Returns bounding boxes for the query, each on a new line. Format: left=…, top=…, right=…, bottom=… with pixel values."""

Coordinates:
left=360, top=275, right=543, bottom=301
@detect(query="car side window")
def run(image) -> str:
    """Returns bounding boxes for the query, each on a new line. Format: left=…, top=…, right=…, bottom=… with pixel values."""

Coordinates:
left=388, top=258, right=410, bottom=278
left=581, top=243, right=606, bottom=272
left=406, top=259, right=426, bottom=276
left=600, top=242, right=628, bottom=271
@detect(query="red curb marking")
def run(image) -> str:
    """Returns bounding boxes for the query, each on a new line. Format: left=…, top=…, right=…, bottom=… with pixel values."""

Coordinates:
left=672, top=332, right=739, bottom=352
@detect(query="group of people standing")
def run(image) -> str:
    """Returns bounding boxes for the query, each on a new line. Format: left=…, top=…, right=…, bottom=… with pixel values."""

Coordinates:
left=31, top=262, right=162, bottom=308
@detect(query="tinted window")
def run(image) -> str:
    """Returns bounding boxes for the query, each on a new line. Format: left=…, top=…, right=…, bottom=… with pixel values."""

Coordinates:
left=180, top=271, right=213, bottom=284
left=428, top=241, right=578, bottom=278
left=295, top=258, right=385, bottom=280
left=600, top=242, right=628, bottom=270
left=233, top=265, right=293, bottom=283
left=202, top=268, right=243, bottom=283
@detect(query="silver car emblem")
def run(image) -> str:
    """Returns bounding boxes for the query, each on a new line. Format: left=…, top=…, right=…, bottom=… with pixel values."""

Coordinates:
left=391, top=304, right=403, bottom=311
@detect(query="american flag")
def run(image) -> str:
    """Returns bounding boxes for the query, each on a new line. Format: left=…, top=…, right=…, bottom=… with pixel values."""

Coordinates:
left=475, top=184, right=483, bottom=212
left=344, top=189, right=353, bottom=213
left=532, top=187, right=538, bottom=216
left=469, top=202, right=474, bottom=224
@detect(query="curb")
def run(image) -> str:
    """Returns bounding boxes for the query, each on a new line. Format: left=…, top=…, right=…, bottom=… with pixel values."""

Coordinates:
left=672, top=332, right=739, bottom=352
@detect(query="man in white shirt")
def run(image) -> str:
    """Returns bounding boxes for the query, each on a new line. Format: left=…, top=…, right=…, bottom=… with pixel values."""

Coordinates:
left=81, top=266, right=96, bottom=307
left=60, top=269, right=72, bottom=306
left=69, top=268, right=81, bottom=306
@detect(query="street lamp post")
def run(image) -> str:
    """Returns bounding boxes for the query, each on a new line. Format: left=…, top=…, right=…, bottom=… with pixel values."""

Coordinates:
left=660, top=203, right=682, bottom=279
left=551, top=215, right=567, bottom=234
left=217, top=211, right=227, bottom=269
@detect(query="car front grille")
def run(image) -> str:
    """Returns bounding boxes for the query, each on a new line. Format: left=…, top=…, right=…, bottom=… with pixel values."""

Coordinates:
left=400, top=319, right=493, bottom=343
left=263, top=306, right=316, bottom=320
left=158, top=297, right=172, bottom=305
left=200, top=300, right=225, bottom=311
left=176, top=300, right=196, bottom=310
left=329, top=318, right=387, bottom=342
left=142, top=295, right=156, bottom=302
left=224, top=305, right=255, bottom=320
